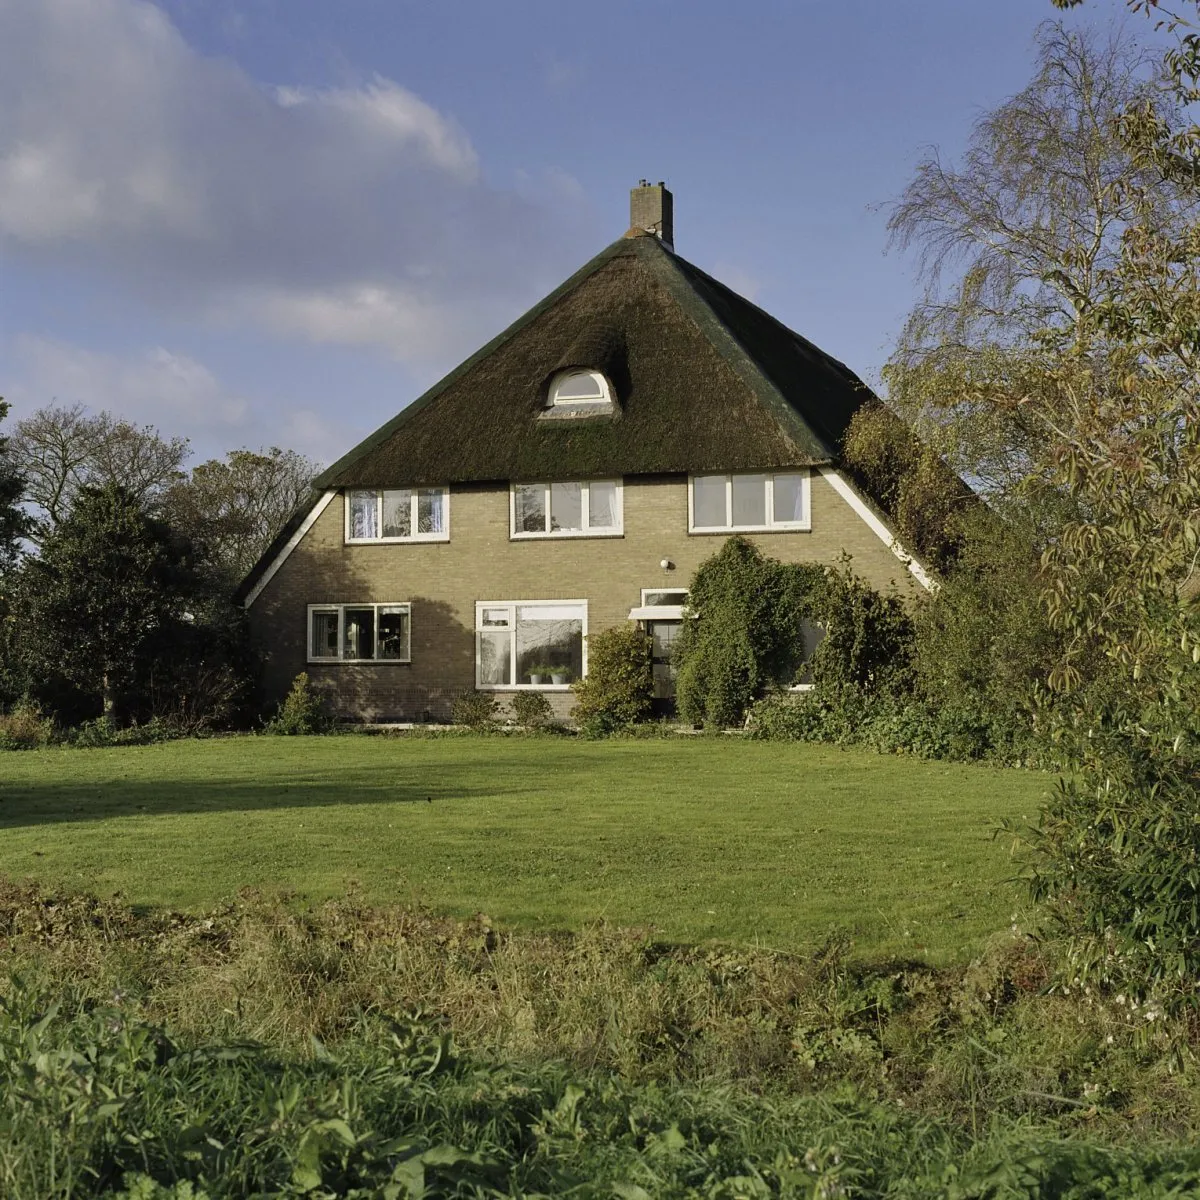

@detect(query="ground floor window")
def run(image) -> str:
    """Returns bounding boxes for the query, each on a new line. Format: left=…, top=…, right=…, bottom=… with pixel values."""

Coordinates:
left=476, top=600, right=586, bottom=688
left=308, top=603, right=411, bottom=663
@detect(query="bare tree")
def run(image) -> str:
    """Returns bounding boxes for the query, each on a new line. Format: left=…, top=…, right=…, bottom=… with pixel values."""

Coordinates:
left=163, top=447, right=321, bottom=582
left=11, top=404, right=189, bottom=534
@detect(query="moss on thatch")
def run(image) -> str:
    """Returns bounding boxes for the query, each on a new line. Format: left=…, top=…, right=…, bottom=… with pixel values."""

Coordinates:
left=314, top=236, right=872, bottom=491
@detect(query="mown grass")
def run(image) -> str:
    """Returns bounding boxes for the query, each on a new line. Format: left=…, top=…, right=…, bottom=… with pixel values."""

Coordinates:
left=0, top=735, right=1048, bottom=959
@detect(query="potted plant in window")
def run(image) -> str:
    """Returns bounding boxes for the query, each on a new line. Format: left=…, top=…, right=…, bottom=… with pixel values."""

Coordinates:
left=527, top=663, right=556, bottom=686
left=549, top=666, right=573, bottom=686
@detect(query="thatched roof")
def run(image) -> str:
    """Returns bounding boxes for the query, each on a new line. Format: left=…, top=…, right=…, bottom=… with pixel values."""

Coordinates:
left=313, top=233, right=872, bottom=490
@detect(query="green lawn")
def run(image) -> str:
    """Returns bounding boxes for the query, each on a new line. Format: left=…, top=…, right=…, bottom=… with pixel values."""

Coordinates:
left=0, top=735, right=1049, bottom=959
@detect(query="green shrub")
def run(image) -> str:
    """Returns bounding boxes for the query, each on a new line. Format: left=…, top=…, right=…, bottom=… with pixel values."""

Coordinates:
left=0, top=699, right=55, bottom=750
left=450, top=691, right=499, bottom=729
left=674, top=538, right=826, bottom=728
left=808, top=562, right=915, bottom=696
left=571, top=625, right=652, bottom=733
left=510, top=690, right=554, bottom=729
left=266, top=673, right=331, bottom=735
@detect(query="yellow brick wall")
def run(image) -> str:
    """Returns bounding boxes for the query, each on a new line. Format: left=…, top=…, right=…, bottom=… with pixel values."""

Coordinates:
left=248, top=472, right=921, bottom=721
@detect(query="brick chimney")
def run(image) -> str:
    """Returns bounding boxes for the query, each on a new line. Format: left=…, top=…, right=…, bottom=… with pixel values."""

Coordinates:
left=628, top=180, right=673, bottom=250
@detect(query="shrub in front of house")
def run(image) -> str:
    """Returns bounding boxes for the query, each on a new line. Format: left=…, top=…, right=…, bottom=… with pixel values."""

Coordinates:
left=266, top=672, right=333, bottom=735
left=450, top=691, right=500, bottom=730
left=510, top=690, right=555, bottom=730
left=571, top=625, right=653, bottom=735
left=674, top=537, right=825, bottom=728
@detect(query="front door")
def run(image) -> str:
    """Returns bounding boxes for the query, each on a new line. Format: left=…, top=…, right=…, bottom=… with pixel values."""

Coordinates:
left=646, top=620, right=681, bottom=717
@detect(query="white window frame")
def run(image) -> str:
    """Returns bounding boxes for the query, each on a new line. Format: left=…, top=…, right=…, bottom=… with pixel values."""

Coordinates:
left=344, top=488, right=450, bottom=544
left=509, top=480, right=623, bottom=539
left=307, top=602, right=412, bottom=664
left=548, top=369, right=612, bottom=406
left=474, top=599, right=588, bottom=690
left=687, top=470, right=811, bottom=533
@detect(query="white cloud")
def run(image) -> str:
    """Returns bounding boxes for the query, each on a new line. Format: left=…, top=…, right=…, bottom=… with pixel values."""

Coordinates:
left=0, top=0, right=586, bottom=360
left=8, top=335, right=249, bottom=435
left=5, top=333, right=351, bottom=462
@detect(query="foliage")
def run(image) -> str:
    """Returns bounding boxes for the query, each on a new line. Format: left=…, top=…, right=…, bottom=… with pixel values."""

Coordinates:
left=674, top=537, right=825, bottom=728
left=841, top=400, right=971, bottom=570
left=12, top=485, right=200, bottom=721
left=10, top=404, right=188, bottom=536
left=747, top=687, right=1046, bottom=766
left=510, top=689, right=555, bottom=729
left=163, top=447, right=320, bottom=584
left=266, top=673, right=331, bottom=735
left=0, top=698, right=54, bottom=750
left=449, top=690, right=499, bottom=729
left=571, top=623, right=653, bottom=733
left=9, top=484, right=253, bottom=729
left=884, top=0, right=1200, bottom=1006
left=808, top=560, right=915, bottom=697
left=0, top=400, right=31, bottom=578
left=13, top=887, right=1200, bottom=1188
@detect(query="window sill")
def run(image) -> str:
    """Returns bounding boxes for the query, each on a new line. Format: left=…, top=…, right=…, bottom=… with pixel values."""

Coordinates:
left=788, top=683, right=815, bottom=692
left=509, top=530, right=623, bottom=540
left=308, top=658, right=412, bottom=665
left=688, top=524, right=811, bottom=535
left=477, top=684, right=574, bottom=691
left=345, top=534, right=450, bottom=545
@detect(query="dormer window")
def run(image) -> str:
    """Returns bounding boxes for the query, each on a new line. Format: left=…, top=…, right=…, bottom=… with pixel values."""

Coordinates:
left=548, top=370, right=611, bottom=407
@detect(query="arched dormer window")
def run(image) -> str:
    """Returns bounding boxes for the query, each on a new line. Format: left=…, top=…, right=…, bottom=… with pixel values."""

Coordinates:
left=548, top=369, right=611, bottom=407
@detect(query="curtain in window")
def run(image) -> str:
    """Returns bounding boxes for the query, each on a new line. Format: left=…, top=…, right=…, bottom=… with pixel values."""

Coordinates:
left=693, top=475, right=727, bottom=528
left=382, top=490, right=412, bottom=538
left=350, top=491, right=378, bottom=539
left=418, top=489, right=446, bottom=534
left=588, top=481, right=619, bottom=529
left=772, top=474, right=805, bottom=523
left=550, top=482, right=582, bottom=531
left=311, top=610, right=339, bottom=658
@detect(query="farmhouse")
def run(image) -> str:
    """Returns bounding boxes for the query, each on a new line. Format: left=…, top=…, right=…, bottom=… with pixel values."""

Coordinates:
left=236, top=183, right=932, bottom=722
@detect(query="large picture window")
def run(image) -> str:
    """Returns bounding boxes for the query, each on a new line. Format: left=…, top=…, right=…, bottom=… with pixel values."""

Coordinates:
left=511, top=480, right=622, bottom=538
left=688, top=471, right=810, bottom=532
left=308, top=603, right=412, bottom=663
left=346, top=488, right=449, bottom=543
left=475, top=600, right=587, bottom=688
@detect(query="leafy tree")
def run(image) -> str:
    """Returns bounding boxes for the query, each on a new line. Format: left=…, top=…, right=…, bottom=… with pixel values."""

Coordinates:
left=15, top=484, right=205, bottom=720
left=10, top=404, right=188, bottom=535
left=893, top=0, right=1200, bottom=1001
left=163, top=447, right=320, bottom=583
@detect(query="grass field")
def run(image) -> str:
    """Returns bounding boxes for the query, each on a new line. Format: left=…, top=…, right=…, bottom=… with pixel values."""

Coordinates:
left=0, top=735, right=1050, bottom=959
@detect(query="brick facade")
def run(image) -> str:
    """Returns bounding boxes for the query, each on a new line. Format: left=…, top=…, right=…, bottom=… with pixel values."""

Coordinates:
left=247, top=471, right=922, bottom=722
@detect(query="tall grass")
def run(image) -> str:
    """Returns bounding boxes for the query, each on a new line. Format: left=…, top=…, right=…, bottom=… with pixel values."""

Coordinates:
left=4, top=881, right=1200, bottom=1144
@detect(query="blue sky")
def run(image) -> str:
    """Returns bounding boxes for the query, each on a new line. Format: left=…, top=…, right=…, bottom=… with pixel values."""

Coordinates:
left=0, top=0, right=1135, bottom=467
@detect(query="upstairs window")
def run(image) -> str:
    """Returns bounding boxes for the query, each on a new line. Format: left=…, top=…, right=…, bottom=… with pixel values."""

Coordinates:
left=689, top=471, right=811, bottom=533
left=548, top=369, right=611, bottom=406
left=346, top=488, right=449, bottom=543
left=308, top=603, right=411, bottom=663
left=511, top=480, right=622, bottom=538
